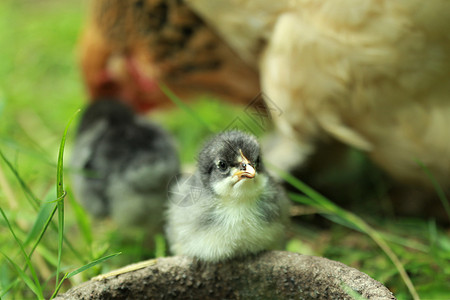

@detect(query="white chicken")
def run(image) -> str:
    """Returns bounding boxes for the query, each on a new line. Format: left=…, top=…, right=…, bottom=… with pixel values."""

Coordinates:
left=186, top=0, right=450, bottom=189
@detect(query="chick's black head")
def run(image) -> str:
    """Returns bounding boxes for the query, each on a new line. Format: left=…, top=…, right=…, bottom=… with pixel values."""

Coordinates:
left=77, top=98, right=135, bottom=134
left=198, top=131, right=263, bottom=191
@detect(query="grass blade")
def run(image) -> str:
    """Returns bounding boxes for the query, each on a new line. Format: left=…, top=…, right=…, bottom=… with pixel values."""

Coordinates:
left=28, top=200, right=59, bottom=258
left=159, top=84, right=214, bottom=132
left=0, top=149, right=40, bottom=210
left=66, top=252, right=122, bottom=278
left=49, top=252, right=121, bottom=299
left=341, top=282, right=368, bottom=300
left=55, top=109, right=79, bottom=290
left=24, top=191, right=55, bottom=247
left=1, top=253, right=43, bottom=299
left=0, top=207, right=43, bottom=298
left=27, top=190, right=85, bottom=265
left=287, top=194, right=317, bottom=206
left=56, top=198, right=64, bottom=290
left=0, top=191, right=82, bottom=297
left=154, top=234, right=166, bottom=258
left=50, top=273, right=68, bottom=300
left=66, top=187, right=93, bottom=248
left=416, top=159, right=450, bottom=220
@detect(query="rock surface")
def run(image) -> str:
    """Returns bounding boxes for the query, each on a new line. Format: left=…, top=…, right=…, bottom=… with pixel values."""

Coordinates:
left=57, top=251, right=396, bottom=299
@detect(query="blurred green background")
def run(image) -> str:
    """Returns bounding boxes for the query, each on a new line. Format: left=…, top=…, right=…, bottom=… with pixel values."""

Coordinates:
left=0, top=0, right=449, bottom=299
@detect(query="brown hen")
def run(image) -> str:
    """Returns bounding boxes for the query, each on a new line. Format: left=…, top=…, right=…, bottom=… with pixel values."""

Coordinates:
left=79, top=0, right=259, bottom=112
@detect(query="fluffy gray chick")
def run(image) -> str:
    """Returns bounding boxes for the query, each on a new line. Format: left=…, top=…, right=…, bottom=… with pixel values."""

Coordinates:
left=71, top=98, right=179, bottom=234
left=166, top=130, right=289, bottom=262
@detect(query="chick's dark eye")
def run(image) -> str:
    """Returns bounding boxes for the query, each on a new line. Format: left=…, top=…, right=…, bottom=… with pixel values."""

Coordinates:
left=217, top=160, right=228, bottom=172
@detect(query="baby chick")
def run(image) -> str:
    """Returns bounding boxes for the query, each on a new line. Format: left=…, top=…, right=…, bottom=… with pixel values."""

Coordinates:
left=71, top=98, right=179, bottom=234
left=166, top=130, right=289, bottom=262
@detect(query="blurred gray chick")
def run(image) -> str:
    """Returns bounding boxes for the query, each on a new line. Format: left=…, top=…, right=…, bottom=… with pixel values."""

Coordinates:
left=71, top=98, right=179, bottom=234
left=166, top=130, right=289, bottom=262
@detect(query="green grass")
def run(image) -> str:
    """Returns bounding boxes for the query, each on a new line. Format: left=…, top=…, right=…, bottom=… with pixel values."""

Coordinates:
left=0, top=0, right=449, bottom=299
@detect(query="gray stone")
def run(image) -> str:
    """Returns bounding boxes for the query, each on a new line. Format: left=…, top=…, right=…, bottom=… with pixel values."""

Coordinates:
left=56, top=251, right=396, bottom=299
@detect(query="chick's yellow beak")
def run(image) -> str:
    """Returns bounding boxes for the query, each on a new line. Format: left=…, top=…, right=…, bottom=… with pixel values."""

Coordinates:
left=233, top=150, right=256, bottom=181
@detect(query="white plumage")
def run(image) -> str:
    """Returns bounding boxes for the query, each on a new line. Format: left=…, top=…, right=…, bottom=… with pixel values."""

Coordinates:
left=187, top=0, right=450, bottom=188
